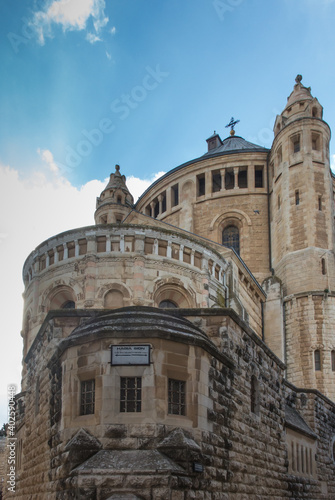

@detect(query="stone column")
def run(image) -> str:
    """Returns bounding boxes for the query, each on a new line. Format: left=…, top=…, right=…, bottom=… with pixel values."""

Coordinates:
left=220, top=169, right=226, bottom=191
left=120, top=234, right=125, bottom=253
left=106, top=234, right=111, bottom=253
left=166, top=186, right=172, bottom=213
left=234, top=167, right=239, bottom=189
left=150, top=201, right=155, bottom=218
left=53, top=247, right=59, bottom=264
left=134, top=233, right=145, bottom=253
left=179, top=244, right=184, bottom=262
left=191, top=249, right=195, bottom=266
left=249, top=164, right=255, bottom=190
left=74, top=239, right=80, bottom=257
left=63, top=243, right=68, bottom=260
left=158, top=194, right=163, bottom=216
left=167, top=241, right=172, bottom=258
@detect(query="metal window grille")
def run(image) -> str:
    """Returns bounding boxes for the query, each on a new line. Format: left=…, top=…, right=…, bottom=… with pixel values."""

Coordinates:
left=168, top=379, right=186, bottom=415
left=222, top=226, right=240, bottom=255
left=80, top=380, right=95, bottom=415
left=294, top=140, right=300, bottom=153
left=120, top=377, right=142, bottom=412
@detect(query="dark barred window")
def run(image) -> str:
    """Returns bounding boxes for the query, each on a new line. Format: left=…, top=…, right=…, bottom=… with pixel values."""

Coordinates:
left=80, top=380, right=95, bottom=415
left=222, top=226, right=240, bottom=255
left=159, top=300, right=178, bottom=308
left=168, top=379, right=186, bottom=415
left=120, top=377, right=142, bottom=412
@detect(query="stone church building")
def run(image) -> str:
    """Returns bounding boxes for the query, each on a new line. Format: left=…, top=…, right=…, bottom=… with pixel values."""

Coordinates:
left=7, top=76, right=335, bottom=499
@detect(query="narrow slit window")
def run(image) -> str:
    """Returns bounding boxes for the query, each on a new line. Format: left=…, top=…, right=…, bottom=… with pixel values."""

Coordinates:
left=314, top=350, right=321, bottom=371
left=154, top=200, right=159, bottom=218
left=312, top=132, right=320, bottom=151
left=318, top=196, right=322, bottom=211
left=197, top=174, right=206, bottom=197
left=171, top=184, right=179, bottom=207
left=255, top=166, right=264, bottom=188
left=295, top=190, right=300, bottom=205
left=250, top=375, right=260, bottom=415
left=161, top=191, right=167, bottom=213
left=322, top=258, right=326, bottom=275
left=331, top=350, right=335, bottom=372
left=292, top=135, right=301, bottom=153
left=277, top=146, right=282, bottom=164
left=168, top=379, right=186, bottom=415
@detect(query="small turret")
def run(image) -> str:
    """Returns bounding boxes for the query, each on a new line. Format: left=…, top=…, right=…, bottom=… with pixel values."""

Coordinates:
left=94, top=165, right=134, bottom=224
left=273, top=75, right=323, bottom=136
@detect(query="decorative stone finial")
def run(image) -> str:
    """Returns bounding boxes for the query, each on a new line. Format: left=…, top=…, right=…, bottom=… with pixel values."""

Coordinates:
left=230, top=129, right=235, bottom=136
left=115, top=164, right=120, bottom=172
left=295, top=74, right=302, bottom=84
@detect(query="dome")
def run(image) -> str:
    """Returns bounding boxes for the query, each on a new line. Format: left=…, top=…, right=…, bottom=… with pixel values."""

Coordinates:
left=68, top=306, right=208, bottom=341
left=203, top=135, right=268, bottom=157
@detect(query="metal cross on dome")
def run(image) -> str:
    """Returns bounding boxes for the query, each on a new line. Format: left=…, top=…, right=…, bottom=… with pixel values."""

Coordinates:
left=225, top=117, right=240, bottom=132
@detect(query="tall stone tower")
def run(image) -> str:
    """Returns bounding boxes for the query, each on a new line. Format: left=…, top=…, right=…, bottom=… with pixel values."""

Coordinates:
left=269, top=75, right=335, bottom=399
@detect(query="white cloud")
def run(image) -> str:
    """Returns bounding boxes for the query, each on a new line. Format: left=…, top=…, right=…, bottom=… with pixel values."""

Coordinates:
left=0, top=161, right=162, bottom=423
left=110, top=26, right=116, bottom=35
left=38, top=148, right=60, bottom=173
left=86, top=32, right=101, bottom=44
left=106, top=51, right=112, bottom=60
left=331, top=154, right=335, bottom=173
left=30, top=0, right=109, bottom=45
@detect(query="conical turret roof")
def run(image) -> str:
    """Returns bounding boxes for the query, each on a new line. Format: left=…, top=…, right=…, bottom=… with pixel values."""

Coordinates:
left=285, top=75, right=313, bottom=109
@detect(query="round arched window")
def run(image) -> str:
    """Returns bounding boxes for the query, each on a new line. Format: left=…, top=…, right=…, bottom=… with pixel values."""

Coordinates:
left=222, top=225, right=240, bottom=255
left=159, top=300, right=178, bottom=309
left=61, top=300, right=75, bottom=309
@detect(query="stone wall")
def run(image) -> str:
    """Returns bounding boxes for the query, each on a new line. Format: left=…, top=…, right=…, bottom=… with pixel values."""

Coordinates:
left=285, top=382, right=335, bottom=499
left=285, top=294, right=335, bottom=401
left=135, top=152, right=271, bottom=284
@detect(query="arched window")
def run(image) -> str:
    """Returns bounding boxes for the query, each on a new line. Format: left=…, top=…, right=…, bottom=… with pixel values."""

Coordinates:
left=48, top=287, right=76, bottom=311
left=222, top=226, right=240, bottom=255
left=159, top=300, right=178, bottom=309
left=61, top=300, right=75, bottom=309
left=104, top=290, right=124, bottom=309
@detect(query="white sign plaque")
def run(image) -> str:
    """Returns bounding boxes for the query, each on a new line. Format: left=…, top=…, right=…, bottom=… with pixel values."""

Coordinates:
left=111, top=345, right=150, bottom=365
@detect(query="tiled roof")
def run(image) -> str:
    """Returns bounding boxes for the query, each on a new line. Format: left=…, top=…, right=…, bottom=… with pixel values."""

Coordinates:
left=203, top=135, right=268, bottom=156
left=285, top=405, right=317, bottom=439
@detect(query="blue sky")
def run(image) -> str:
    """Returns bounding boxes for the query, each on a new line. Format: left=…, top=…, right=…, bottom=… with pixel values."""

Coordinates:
left=0, top=0, right=335, bottom=423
